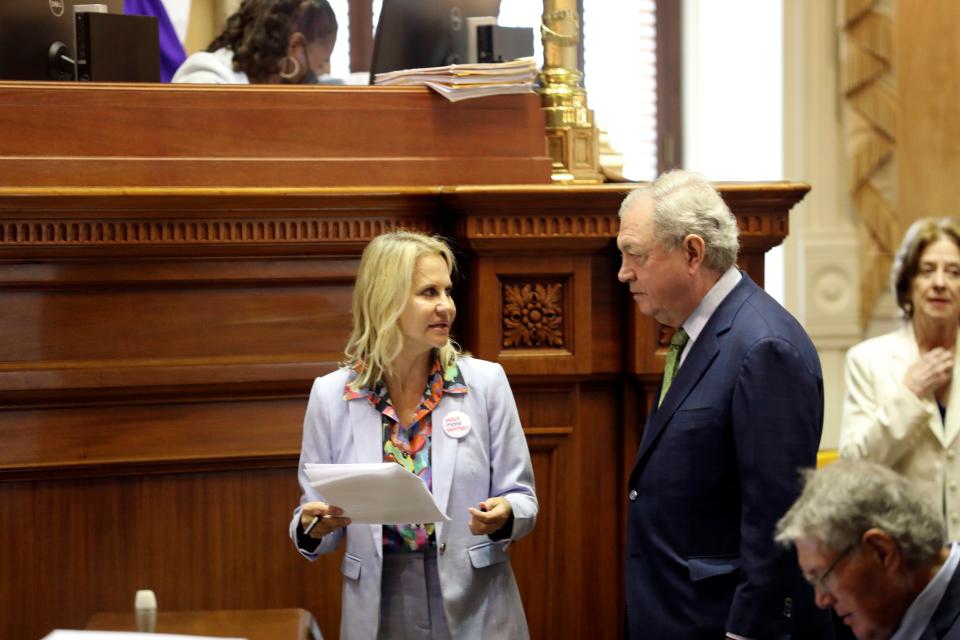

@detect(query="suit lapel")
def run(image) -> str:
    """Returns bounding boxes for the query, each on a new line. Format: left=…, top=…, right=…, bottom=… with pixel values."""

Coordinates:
left=346, top=397, right=385, bottom=556
left=347, top=398, right=383, bottom=463
left=431, top=395, right=459, bottom=518
left=632, top=275, right=756, bottom=472
left=945, top=347, right=960, bottom=447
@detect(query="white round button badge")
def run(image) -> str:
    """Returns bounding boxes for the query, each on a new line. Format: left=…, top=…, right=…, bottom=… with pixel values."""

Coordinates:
left=441, top=411, right=472, bottom=439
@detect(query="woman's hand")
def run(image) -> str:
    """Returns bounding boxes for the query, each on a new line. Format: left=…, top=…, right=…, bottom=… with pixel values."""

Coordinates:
left=300, top=501, right=351, bottom=539
left=468, top=497, right=513, bottom=536
left=904, top=347, right=954, bottom=398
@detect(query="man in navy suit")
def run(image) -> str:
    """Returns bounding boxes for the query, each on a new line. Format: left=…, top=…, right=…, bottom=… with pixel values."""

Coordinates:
left=617, top=170, right=834, bottom=639
left=776, top=460, right=960, bottom=640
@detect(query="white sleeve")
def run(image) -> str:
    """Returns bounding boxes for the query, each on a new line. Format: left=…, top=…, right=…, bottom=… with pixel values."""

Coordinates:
left=838, top=344, right=933, bottom=465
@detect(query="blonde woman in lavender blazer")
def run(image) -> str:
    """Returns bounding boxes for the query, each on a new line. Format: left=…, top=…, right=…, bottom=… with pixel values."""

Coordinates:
left=288, top=230, right=537, bottom=639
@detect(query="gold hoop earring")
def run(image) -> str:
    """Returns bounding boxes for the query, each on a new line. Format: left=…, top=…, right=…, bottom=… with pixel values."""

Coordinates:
left=279, top=55, right=300, bottom=80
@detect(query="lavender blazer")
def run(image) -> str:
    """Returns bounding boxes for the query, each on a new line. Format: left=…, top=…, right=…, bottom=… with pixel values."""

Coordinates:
left=289, top=357, right=537, bottom=639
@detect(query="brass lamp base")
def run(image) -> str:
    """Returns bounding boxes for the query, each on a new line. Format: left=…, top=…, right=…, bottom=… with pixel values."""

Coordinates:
left=538, top=2, right=604, bottom=184
left=538, top=53, right=603, bottom=184
left=545, top=122, right=603, bottom=184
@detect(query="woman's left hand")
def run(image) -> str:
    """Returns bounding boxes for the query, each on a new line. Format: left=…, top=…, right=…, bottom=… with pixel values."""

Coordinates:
left=468, top=496, right=513, bottom=535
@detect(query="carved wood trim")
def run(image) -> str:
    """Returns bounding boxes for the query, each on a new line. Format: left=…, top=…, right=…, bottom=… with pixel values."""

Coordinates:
left=0, top=359, right=338, bottom=406
left=0, top=453, right=298, bottom=482
left=466, top=213, right=619, bottom=239
left=0, top=218, right=419, bottom=245
left=470, top=256, right=593, bottom=376
left=0, top=84, right=552, bottom=189
left=502, top=280, right=566, bottom=349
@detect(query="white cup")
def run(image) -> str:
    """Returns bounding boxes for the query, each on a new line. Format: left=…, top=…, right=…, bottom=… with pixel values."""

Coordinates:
left=134, top=589, right=157, bottom=633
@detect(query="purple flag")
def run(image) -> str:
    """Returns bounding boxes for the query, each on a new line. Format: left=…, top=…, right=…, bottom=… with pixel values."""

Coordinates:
left=124, top=0, right=186, bottom=82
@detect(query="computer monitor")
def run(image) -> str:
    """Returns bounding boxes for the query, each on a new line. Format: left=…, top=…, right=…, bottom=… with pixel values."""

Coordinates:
left=370, top=0, right=501, bottom=80
left=0, top=0, right=124, bottom=80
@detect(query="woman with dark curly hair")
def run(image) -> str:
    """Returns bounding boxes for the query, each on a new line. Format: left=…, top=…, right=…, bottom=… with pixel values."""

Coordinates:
left=173, top=0, right=337, bottom=84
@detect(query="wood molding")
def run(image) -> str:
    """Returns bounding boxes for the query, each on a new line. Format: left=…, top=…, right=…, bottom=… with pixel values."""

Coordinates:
left=0, top=83, right=552, bottom=188
left=470, top=255, right=593, bottom=376
left=0, top=182, right=805, bottom=640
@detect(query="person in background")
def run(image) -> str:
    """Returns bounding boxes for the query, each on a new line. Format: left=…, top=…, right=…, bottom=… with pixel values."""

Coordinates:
left=840, top=218, right=960, bottom=541
left=289, top=230, right=537, bottom=639
left=172, top=0, right=336, bottom=84
left=617, top=169, right=833, bottom=638
left=775, top=460, right=960, bottom=640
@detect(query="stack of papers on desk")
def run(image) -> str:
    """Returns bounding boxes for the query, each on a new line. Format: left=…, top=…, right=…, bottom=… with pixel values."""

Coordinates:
left=373, top=57, right=537, bottom=102
left=305, top=462, right=448, bottom=524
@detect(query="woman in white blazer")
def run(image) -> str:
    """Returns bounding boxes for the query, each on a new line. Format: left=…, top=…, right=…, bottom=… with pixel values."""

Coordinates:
left=840, top=217, right=960, bottom=539
left=289, top=230, right=537, bottom=639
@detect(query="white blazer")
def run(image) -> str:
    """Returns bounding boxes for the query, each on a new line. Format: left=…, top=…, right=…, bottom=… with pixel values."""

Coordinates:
left=289, top=357, right=537, bottom=639
left=172, top=48, right=248, bottom=84
left=839, top=324, right=960, bottom=539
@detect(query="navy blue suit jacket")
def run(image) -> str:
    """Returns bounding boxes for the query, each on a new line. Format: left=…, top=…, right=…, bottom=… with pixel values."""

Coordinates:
left=625, top=273, right=834, bottom=639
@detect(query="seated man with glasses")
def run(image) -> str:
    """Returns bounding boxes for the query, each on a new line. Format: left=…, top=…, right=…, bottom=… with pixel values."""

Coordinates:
left=775, top=460, right=960, bottom=640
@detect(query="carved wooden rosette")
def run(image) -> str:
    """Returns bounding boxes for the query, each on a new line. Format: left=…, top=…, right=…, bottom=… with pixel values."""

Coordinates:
left=468, top=254, right=592, bottom=375
left=453, top=188, right=620, bottom=377
left=502, top=281, right=565, bottom=349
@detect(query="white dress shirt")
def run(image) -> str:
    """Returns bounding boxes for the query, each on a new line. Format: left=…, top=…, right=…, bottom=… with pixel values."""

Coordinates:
left=890, top=543, right=960, bottom=640
left=678, top=266, right=743, bottom=367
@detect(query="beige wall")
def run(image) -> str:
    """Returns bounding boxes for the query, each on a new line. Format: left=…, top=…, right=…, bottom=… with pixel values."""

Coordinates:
left=183, top=0, right=239, bottom=54
left=787, top=0, right=960, bottom=450
left=784, top=0, right=861, bottom=450
left=897, top=2, right=960, bottom=221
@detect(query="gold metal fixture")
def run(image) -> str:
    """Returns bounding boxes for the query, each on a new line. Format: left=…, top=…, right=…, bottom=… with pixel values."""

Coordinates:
left=539, top=1, right=603, bottom=183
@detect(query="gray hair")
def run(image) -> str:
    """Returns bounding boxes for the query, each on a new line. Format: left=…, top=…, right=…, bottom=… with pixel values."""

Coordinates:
left=618, top=169, right=740, bottom=272
left=775, top=460, right=945, bottom=568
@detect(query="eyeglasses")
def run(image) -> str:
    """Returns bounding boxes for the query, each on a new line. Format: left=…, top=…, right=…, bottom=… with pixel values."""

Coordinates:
left=807, top=544, right=854, bottom=594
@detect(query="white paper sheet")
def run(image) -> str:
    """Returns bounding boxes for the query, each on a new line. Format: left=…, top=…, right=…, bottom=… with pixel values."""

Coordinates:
left=304, top=463, right=448, bottom=525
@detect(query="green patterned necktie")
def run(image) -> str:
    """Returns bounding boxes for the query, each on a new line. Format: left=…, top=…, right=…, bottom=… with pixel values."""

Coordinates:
left=658, top=328, right=689, bottom=407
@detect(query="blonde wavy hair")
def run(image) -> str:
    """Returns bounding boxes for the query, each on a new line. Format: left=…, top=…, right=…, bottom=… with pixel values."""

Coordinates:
left=343, top=230, right=462, bottom=390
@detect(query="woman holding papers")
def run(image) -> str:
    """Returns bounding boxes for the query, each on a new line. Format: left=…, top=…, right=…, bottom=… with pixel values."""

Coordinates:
left=289, top=230, right=537, bottom=639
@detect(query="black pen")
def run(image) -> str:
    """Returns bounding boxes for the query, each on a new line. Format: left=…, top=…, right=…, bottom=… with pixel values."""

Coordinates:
left=304, top=515, right=321, bottom=536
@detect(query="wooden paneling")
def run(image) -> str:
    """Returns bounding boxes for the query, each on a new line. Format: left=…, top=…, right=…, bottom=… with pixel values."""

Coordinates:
left=87, top=608, right=318, bottom=639
left=897, top=0, right=960, bottom=225
left=470, top=254, right=593, bottom=375
left=0, top=467, right=345, bottom=639
left=0, top=83, right=552, bottom=188
left=0, top=80, right=808, bottom=640
left=0, top=182, right=807, bottom=639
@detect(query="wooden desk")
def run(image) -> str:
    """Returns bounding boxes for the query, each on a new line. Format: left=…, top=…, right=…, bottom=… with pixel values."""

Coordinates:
left=87, top=608, right=320, bottom=639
